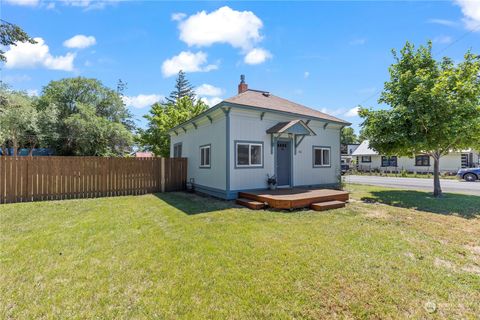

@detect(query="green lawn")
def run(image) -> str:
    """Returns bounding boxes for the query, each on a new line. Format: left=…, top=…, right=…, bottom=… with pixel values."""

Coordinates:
left=1, top=185, right=479, bottom=319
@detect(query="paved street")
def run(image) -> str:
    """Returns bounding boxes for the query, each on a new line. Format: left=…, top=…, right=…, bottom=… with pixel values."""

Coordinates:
left=344, top=175, right=480, bottom=196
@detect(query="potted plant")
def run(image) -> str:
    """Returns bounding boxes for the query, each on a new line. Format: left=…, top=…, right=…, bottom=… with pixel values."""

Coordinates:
left=267, top=174, right=277, bottom=190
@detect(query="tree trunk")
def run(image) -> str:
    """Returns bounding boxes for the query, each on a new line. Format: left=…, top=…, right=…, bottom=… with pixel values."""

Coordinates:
left=13, top=139, right=18, bottom=157
left=433, top=153, right=443, bottom=198
left=28, top=138, right=36, bottom=157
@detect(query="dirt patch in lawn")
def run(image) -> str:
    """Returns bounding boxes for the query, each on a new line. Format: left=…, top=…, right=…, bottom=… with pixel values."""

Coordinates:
left=434, top=257, right=480, bottom=275
left=434, top=258, right=456, bottom=270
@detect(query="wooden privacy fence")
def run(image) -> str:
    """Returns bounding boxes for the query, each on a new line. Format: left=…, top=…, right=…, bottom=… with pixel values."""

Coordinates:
left=0, top=156, right=187, bottom=204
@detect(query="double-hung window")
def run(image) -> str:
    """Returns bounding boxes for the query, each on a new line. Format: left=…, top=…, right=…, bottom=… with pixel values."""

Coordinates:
left=381, top=156, right=397, bottom=167
left=361, top=156, right=372, bottom=163
left=200, top=145, right=211, bottom=168
left=173, top=143, right=182, bottom=158
left=415, top=155, right=430, bottom=166
left=236, top=142, right=263, bottom=167
left=313, top=146, right=331, bottom=167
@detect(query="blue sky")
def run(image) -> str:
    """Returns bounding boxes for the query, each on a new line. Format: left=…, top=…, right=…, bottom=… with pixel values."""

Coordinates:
left=2, top=0, right=480, bottom=133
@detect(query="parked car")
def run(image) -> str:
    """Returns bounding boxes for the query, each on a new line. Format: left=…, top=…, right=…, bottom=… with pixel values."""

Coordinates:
left=341, top=164, right=349, bottom=175
left=456, top=167, right=480, bottom=182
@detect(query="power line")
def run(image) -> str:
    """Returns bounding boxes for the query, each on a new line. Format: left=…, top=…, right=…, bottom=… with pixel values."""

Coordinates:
left=433, top=24, right=480, bottom=56
left=354, top=23, right=480, bottom=107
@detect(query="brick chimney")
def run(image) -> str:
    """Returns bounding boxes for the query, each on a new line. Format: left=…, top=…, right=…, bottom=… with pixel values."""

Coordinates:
left=238, top=74, right=248, bottom=94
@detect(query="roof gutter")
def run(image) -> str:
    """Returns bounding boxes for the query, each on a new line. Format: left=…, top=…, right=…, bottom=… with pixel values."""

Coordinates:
left=167, top=102, right=226, bottom=134
left=167, top=100, right=352, bottom=134
left=222, top=101, right=352, bottom=126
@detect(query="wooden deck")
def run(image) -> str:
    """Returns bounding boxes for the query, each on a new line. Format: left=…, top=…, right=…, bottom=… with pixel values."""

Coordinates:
left=237, top=188, right=349, bottom=210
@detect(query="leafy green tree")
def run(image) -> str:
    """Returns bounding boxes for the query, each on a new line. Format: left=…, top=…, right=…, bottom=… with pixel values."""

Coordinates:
left=0, top=19, right=36, bottom=62
left=64, top=104, right=133, bottom=156
left=32, top=104, right=59, bottom=155
left=359, top=42, right=480, bottom=197
left=341, top=127, right=358, bottom=145
left=166, top=70, right=196, bottom=104
left=0, top=87, right=38, bottom=156
left=36, top=77, right=134, bottom=155
left=357, top=128, right=368, bottom=143
left=0, top=85, right=59, bottom=156
left=139, top=96, right=208, bottom=156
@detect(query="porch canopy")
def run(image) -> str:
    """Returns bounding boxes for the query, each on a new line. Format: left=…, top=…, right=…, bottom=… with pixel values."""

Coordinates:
left=266, top=119, right=316, bottom=154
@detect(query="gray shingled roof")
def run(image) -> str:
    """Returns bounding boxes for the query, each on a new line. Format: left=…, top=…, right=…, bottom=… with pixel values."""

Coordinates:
left=224, top=89, right=350, bottom=124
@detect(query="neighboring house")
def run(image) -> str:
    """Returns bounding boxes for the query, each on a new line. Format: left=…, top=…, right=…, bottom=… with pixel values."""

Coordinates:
left=352, top=140, right=480, bottom=173
left=341, top=143, right=360, bottom=166
left=168, top=76, right=351, bottom=200
left=132, top=151, right=154, bottom=158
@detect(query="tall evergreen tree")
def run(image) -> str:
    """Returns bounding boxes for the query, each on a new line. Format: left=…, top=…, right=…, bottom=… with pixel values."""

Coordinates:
left=166, top=70, right=196, bottom=103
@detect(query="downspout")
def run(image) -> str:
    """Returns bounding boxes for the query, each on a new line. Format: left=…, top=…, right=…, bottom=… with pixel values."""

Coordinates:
left=339, top=125, right=345, bottom=188
left=223, top=107, right=231, bottom=196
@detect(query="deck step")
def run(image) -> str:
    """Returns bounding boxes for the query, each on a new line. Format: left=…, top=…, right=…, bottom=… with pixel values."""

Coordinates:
left=236, top=198, right=265, bottom=210
left=237, top=192, right=260, bottom=201
left=310, top=200, right=346, bottom=211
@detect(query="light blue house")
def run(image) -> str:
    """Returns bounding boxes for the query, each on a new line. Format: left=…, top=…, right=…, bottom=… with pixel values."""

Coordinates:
left=169, top=76, right=351, bottom=199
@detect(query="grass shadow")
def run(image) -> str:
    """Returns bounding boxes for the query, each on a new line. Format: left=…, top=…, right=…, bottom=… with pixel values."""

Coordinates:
left=153, top=192, right=236, bottom=215
left=361, top=190, right=480, bottom=218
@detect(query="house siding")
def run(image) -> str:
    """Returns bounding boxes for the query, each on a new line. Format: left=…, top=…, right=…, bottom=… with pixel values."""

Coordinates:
left=228, top=108, right=341, bottom=193
left=356, top=152, right=478, bottom=173
left=170, top=109, right=226, bottom=191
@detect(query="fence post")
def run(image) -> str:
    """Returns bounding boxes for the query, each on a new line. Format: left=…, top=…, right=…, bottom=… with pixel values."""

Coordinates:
left=161, top=157, right=166, bottom=192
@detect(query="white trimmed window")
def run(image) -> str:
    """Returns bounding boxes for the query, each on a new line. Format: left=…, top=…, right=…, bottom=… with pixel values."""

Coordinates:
left=313, top=146, right=331, bottom=167
left=236, top=142, right=263, bottom=167
left=200, top=145, right=211, bottom=168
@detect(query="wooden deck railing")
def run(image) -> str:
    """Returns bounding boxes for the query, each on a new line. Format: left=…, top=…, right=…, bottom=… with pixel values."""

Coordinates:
left=0, top=156, right=187, bottom=204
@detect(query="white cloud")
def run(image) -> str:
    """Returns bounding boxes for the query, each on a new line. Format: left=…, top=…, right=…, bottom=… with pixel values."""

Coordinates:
left=349, top=38, right=367, bottom=45
left=432, top=35, right=453, bottom=44
left=3, top=0, right=115, bottom=9
left=60, top=0, right=118, bottom=10
left=304, top=71, right=310, bottom=78
left=123, top=94, right=163, bottom=109
left=63, top=35, right=96, bottom=49
left=178, top=6, right=263, bottom=51
left=4, top=0, right=38, bottom=6
left=454, top=0, right=480, bottom=31
left=171, top=12, right=186, bottom=21
left=244, top=48, right=272, bottom=65
left=4, top=37, right=75, bottom=71
left=195, top=84, right=224, bottom=97
left=345, top=107, right=359, bottom=117
left=196, top=84, right=224, bottom=107
left=320, top=107, right=345, bottom=117
left=161, top=51, right=218, bottom=77
left=200, top=97, right=223, bottom=107
left=427, top=18, right=457, bottom=27
left=26, top=89, right=39, bottom=97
